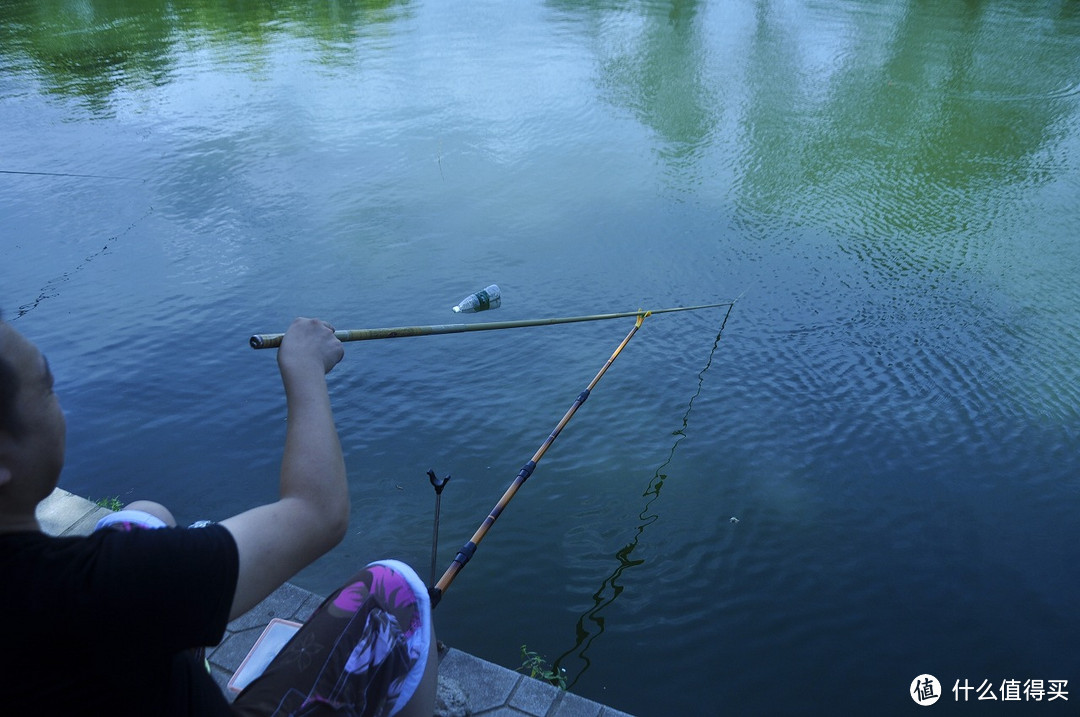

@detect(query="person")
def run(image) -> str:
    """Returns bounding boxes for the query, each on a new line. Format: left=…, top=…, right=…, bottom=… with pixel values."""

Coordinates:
left=0, top=314, right=438, bottom=716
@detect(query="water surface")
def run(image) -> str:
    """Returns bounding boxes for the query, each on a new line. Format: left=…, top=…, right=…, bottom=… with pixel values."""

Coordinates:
left=2, top=1, right=1078, bottom=714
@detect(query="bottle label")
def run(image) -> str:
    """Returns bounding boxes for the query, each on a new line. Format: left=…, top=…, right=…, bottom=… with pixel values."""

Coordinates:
left=474, top=289, right=490, bottom=311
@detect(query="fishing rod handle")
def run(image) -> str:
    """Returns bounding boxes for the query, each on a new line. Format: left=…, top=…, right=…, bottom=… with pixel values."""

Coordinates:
left=250, top=331, right=350, bottom=349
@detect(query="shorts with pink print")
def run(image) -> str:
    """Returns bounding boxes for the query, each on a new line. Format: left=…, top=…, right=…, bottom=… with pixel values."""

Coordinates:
left=230, top=560, right=434, bottom=717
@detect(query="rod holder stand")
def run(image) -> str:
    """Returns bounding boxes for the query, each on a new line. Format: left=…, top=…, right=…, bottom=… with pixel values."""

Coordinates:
left=428, top=469, right=451, bottom=590
left=428, top=469, right=450, bottom=494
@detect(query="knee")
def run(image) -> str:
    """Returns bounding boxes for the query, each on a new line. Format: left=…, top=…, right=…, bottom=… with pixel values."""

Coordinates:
left=123, top=500, right=178, bottom=527
left=397, top=624, right=439, bottom=717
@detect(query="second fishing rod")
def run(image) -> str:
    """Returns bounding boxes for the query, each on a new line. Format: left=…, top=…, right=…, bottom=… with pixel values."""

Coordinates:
left=428, top=311, right=650, bottom=608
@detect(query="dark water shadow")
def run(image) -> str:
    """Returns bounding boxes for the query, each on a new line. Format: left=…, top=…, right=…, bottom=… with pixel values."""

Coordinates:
left=552, top=301, right=735, bottom=687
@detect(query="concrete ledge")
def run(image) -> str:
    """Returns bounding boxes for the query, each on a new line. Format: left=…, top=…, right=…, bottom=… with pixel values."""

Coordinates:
left=36, top=489, right=111, bottom=535
left=39, top=487, right=636, bottom=717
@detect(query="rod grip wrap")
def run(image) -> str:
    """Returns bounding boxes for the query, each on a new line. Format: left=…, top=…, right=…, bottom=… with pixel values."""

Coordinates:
left=453, top=541, right=478, bottom=567
left=517, top=460, right=537, bottom=483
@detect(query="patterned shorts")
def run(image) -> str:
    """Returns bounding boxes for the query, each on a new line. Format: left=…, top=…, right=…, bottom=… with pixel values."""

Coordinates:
left=230, top=560, right=434, bottom=717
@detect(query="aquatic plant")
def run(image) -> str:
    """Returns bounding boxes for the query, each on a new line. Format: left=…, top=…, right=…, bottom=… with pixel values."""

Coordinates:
left=93, top=496, right=123, bottom=511
left=517, top=645, right=567, bottom=690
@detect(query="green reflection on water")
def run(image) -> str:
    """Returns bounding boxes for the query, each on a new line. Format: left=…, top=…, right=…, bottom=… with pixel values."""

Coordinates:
left=736, top=0, right=1080, bottom=244
left=0, top=0, right=409, bottom=114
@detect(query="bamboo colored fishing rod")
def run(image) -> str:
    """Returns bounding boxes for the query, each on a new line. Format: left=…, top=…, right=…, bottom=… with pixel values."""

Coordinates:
left=429, top=313, right=649, bottom=608
left=249, top=301, right=733, bottom=349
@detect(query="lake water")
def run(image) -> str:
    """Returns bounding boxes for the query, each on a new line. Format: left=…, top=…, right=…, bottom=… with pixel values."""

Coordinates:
left=2, top=1, right=1078, bottom=714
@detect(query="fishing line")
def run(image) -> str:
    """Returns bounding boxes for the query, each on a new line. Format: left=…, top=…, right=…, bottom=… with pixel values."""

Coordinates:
left=551, top=301, right=736, bottom=688
left=14, top=205, right=155, bottom=319
left=0, top=169, right=143, bottom=181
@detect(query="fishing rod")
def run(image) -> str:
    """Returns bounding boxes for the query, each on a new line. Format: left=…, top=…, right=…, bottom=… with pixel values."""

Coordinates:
left=429, top=311, right=651, bottom=608
left=249, top=301, right=734, bottom=349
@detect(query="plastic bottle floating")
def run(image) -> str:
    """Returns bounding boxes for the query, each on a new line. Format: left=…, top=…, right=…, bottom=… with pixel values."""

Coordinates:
left=452, top=284, right=501, bottom=313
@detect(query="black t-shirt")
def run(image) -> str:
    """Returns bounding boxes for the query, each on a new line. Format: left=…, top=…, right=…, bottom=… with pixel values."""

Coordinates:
left=0, top=524, right=240, bottom=716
